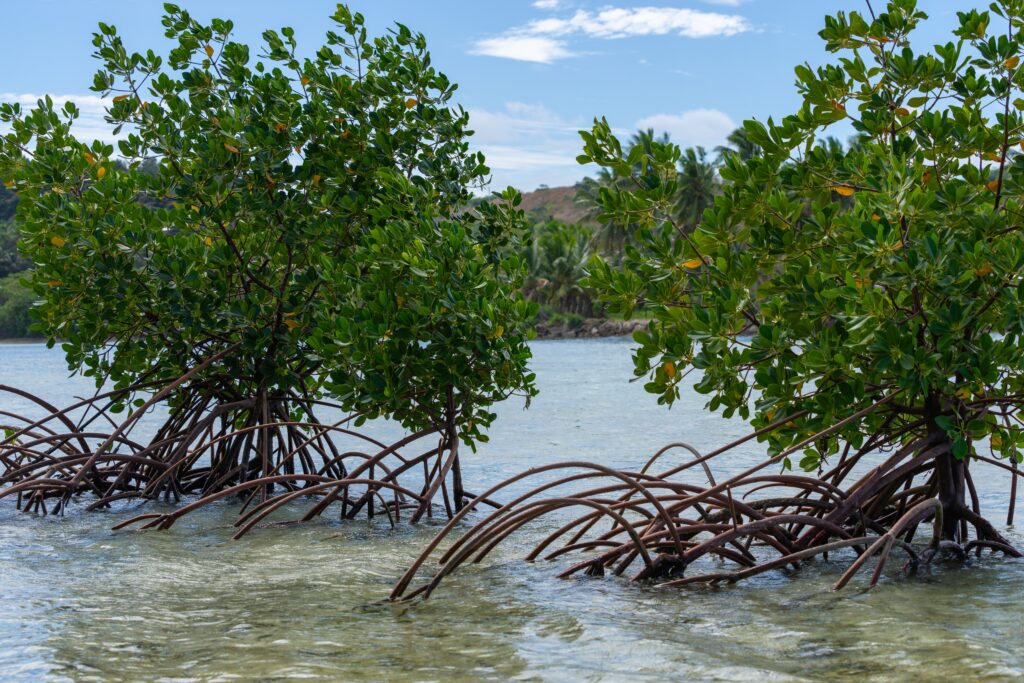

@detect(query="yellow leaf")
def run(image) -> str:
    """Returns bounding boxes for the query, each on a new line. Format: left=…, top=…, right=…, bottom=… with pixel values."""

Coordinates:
left=341, top=130, right=350, bottom=139
left=663, top=361, right=677, bottom=379
left=682, top=258, right=703, bottom=269
left=871, top=213, right=881, bottom=221
left=50, top=236, right=66, bottom=247
left=1005, top=56, right=1020, bottom=69
left=986, top=179, right=1000, bottom=191
left=191, top=204, right=200, bottom=212
left=294, top=145, right=302, bottom=154
left=922, top=170, right=933, bottom=184
left=830, top=100, right=845, bottom=112
left=274, top=122, right=287, bottom=133
left=301, top=76, right=310, bottom=86
left=284, top=319, right=300, bottom=331
left=833, top=185, right=855, bottom=196
left=224, top=142, right=240, bottom=153
left=405, top=98, right=418, bottom=109
left=204, top=44, right=214, bottom=58
left=975, top=263, right=993, bottom=277
left=47, top=279, right=61, bottom=287
left=991, top=434, right=1004, bottom=448
left=895, top=107, right=910, bottom=116
left=83, top=152, right=95, bottom=165
left=893, top=240, right=902, bottom=250
left=955, top=387, right=972, bottom=400
left=112, top=94, right=131, bottom=103
left=96, top=166, right=106, bottom=179
left=312, top=174, right=321, bottom=185
left=3, top=180, right=12, bottom=189
left=204, top=236, right=213, bottom=246
left=985, top=152, right=1003, bottom=161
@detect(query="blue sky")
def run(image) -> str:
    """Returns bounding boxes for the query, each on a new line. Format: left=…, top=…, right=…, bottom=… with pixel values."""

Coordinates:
left=1, top=1, right=970, bottom=191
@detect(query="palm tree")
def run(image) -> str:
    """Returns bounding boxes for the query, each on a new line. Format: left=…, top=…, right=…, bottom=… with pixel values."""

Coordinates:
left=576, top=129, right=673, bottom=263
left=524, top=221, right=594, bottom=316
left=715, top=127, right=761, bottom=163
left=675, top=146, right=719, bottom=230
left=628, top=128, right=672, bottom=159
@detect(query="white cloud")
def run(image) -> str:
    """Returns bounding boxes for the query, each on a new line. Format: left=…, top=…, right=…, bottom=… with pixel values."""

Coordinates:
left=526, top=8, right=751, bottom=39
left=473, top=5, right=751, bottom=62
left=703, top=0, right=745, bottom=6
left=482, top=146, right=578, bottom=170
left=634, top=108, right=736, bottom=149
left=467, top=101, right=592, bottom=190
left=470, top=35, right=573, bottom=63
left=0, top=93, right=118, bottom=143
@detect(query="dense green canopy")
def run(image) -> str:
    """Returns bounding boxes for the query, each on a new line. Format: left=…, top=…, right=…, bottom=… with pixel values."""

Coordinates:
left=584, top=0, right=1024, bottom=471
left=0, top=3, right=536, bottom=444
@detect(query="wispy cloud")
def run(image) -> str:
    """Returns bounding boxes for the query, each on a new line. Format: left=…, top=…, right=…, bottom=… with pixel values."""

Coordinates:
left=525, top=8, right=751, bottom=39
left=467, top=103, right=740, bottom=189
left=468, top=101, right=592, bottom=189
left=634, top=108, right=736, bottom=149
left=472, top=5, right=751, bottom=63
left=532, top=0, right=563, bottom=8
left=0, top=93, right=117, bottom=143
left=470, top=36, right=572, bottom=64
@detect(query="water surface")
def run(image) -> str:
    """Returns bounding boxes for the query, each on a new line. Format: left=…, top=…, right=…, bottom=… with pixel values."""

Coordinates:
left=1, top=340, right=1021, bottom=681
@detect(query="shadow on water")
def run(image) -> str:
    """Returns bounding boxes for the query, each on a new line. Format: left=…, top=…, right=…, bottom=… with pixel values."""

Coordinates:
left=1, top=339, right=1023, bottom=681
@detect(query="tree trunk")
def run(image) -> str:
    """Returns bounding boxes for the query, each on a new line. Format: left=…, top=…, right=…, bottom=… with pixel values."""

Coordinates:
left=445, top=385, right=464, bottom=513
left=927, top=393, right=966, bottom=541
left=934, top=447, right=966, bottom=541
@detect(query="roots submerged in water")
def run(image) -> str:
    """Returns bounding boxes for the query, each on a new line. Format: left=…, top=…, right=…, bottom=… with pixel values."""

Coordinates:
left=390, top=402, right=1024, bottom=601
left=0, top=379, right=477, bottom=536
left=4, top=373, right=1022, bottom=597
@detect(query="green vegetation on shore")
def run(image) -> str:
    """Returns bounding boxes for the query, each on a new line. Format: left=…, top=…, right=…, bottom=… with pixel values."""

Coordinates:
left=0, top=130, right=744, bottom=340
left=0, top=190, right=36, bottom=338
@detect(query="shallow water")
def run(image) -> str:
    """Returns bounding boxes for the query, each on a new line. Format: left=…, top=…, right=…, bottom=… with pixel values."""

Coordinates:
left=1, top=339, right=1022, bottom=682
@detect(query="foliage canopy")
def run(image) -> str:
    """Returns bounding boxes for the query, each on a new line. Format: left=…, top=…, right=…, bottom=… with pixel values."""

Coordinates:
left=0, top=3, right=536, bottom=444
left=584, top=0, right=1024, bottom=470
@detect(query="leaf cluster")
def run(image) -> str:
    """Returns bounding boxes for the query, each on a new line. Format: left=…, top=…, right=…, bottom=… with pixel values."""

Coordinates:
left=582, top=0, right=1024, bottom=467
left=0, top=4, right=536, bottom=442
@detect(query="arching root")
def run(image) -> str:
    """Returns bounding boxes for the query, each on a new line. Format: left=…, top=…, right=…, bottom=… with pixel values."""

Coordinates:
left=391, top=412, right=1023, bottom=601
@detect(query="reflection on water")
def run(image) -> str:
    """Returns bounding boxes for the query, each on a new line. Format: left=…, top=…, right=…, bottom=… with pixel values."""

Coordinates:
left=1, top=339, right=1022, bottom=681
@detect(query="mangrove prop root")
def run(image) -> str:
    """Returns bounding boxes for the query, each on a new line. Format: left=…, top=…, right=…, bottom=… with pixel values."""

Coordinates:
left=391, top=413, right=1022, bottom=601
left=0, top=379, right=467, bottom=533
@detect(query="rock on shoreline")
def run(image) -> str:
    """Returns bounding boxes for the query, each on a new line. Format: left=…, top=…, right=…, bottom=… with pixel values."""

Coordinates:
left=534, top=318, right=650, bottom=339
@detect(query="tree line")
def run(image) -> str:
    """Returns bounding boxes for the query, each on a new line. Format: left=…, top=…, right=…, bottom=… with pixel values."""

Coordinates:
left=523, top=126, right=764, bottom=329
left=0, top=127, right=759, bottom=338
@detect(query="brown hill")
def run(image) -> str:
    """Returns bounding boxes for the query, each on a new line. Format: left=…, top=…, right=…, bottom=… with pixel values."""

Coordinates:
left=518, top=184, right=596, bottom=227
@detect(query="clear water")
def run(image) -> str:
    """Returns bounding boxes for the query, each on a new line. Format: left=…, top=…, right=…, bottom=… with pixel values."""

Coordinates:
left=1, top=339, right=1021, bottom=682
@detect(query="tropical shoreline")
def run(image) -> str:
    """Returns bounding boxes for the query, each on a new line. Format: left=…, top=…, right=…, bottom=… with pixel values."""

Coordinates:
left=533, top=317, right=649, bottom=339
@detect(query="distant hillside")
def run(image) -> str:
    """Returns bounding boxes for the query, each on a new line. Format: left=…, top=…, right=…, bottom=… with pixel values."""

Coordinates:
left=518, top=184, right=597, bottom=227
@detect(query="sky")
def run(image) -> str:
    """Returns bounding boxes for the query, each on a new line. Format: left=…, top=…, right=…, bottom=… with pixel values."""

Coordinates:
left=0, top=0, right=972, bottom=192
